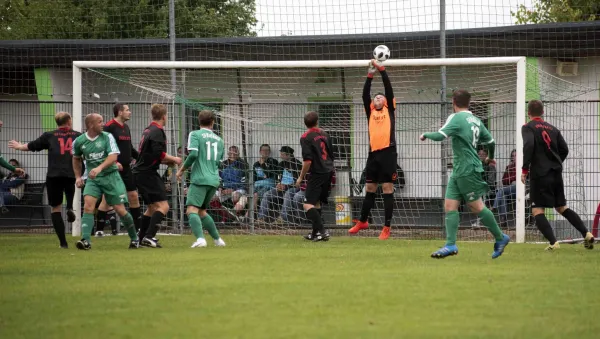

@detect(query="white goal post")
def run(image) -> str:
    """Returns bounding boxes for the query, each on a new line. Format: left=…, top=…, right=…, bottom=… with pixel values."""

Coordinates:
left=72, top=57, right=527, bottom=242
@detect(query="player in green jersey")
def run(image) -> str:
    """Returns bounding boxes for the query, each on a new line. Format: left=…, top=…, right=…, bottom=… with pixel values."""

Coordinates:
left=177, top=110, right=226, bottom=248
left=0, top=120, right=25, bottom=176
left=72, top=113, right=139, bottom=250
left=420, top=90, right=510, bottom=259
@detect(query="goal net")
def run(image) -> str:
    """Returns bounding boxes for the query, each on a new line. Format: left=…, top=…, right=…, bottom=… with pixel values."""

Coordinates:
left=73, top=58, right=594, bottom=243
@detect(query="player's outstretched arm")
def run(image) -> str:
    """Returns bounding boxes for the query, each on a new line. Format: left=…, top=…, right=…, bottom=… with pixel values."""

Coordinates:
left=0, top=155, right=17, bottom=172
left=421, top=113, right=459, bottom=142
left=420, top=131, right=445, bottom=142
left=363, top=62, right=375, bottom=117
left=8, top=140, right=30, bottom=152
left=376, top=60, right=395, bottom=104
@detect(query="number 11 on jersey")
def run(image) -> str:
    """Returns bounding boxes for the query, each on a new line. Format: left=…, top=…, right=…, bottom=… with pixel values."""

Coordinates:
left=206, top=141, right=218, bottom=160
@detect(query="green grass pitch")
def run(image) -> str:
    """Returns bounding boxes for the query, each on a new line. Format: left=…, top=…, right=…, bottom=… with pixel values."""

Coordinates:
left=1, top=234, right=599, bottom=339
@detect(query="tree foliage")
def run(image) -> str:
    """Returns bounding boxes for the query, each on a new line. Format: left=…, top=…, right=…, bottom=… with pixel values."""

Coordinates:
left=0, top=0, right=258, bottom=39
left=512, top=0, right=600, bottom=24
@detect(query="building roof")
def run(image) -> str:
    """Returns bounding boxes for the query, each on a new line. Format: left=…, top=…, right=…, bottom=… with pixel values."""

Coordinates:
left=0, top=21, right=599, bottom=68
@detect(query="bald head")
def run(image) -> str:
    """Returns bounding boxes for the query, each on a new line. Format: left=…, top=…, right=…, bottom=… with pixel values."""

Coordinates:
left=304, top=111, right=319, bottom=128
left=85, top=113, right=104, bottom=135
left=55, top=112, right=72, bottom=127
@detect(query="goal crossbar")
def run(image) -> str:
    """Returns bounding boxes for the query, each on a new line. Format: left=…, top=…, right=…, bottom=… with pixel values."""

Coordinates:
left=73, top=57, right=525, bottom=69
left=71, top=57, right=527, bottom=243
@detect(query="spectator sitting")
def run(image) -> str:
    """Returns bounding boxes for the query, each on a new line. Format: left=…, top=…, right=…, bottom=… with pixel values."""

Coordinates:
left=492, top=149, right=517, bottom=226
left=258, top=146, right=301, bottom=222
left=479, top=148, right=497, bottom=205
left=250, top=144, right=279, bottom=217
left=281, top=170, right=336, bottom=225
left=213, top=145, right=250, bottom=215
left=0, top=159, right=29, bottom=214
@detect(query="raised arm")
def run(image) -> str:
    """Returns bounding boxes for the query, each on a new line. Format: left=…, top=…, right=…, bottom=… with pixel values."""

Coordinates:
left=363, top=77, right=373, bottom=118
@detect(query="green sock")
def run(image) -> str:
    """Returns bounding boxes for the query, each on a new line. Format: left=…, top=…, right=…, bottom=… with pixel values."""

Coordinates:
left=81, top=213, right=95, bottom=242
left=120, top=213, right=137, bottom=241
left=189, top=213, right=204, bottom=239
left=201, top=214, right=220, bottom=240
left=478, top=207, right=504, bottom=241
left=445, top=210, right=460, bottom=246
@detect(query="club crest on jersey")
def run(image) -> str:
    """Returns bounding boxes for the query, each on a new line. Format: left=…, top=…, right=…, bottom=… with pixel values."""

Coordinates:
left=95, top=142, right=102, bottom=148
left=467, top=192, right=475, bottom=200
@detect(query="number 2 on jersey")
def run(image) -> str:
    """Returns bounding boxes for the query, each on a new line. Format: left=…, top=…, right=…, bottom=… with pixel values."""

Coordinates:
left=58, top=138, right=73, bottom=155
left=206, top=141, right=218, bottom=160
left=470, top=126, right=480, bottom=148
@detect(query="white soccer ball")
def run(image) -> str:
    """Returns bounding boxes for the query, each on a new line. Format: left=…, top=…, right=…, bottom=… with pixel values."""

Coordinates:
left=373, top=45, right=390, bottom=62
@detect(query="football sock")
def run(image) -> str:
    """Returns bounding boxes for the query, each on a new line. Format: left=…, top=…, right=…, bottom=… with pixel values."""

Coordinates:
left=534, top=214, right=557, bottom=245
left=478, top=207, right=504, bottom=241
left=81, top=213, right=95, bottom=242
left=306, top=208, right=324, bottom=234
left=130, top=207, right=142, bottom=232
left=119, top=212, right=137, bottom=240
left=359, top=192, right=376, bottom=223
left=139, top=215, right=151, bottom=240
left=445, top=210, right=460, bottom=246
left=560, top=208, right=588, bottom=237
left=383, top=193, right=394, bottom=227
left=51, top=212, right=67, bottom=246
left=201, top=214, right=220, bottom=240
left=189, top=213, right=204, bottom=239
left=146, top=211, right=165, bottom=239
left=95, top=210, right=107, bottom=232
left=107, top=210, right=117, bottom=232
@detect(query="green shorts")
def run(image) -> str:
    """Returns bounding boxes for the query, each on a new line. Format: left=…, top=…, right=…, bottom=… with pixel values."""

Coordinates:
left=445, top=173, right=488, bottom=203
left=84, top=171, right=128, bottom=206
left=186, top=184, right=217, bottom=210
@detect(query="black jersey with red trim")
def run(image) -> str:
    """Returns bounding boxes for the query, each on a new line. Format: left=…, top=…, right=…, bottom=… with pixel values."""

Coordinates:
left=363, top=70, right=397, bottom=152
left=300, top=127, right=334, bottom=174
left=132, top=122, right=166, bottom=174
left=104, top=119, right=139, bottom=169
left=27, top=127, right=81, bottom=178
left=522, top=117, right=568, bottom=179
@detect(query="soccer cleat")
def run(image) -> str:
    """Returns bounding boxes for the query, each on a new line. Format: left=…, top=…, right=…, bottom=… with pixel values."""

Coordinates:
left=214, top=238, right=226, bottom=247
left=141, top=237, right=162, bottom=248
left=492, top=234, right=510, bottom=259
left=76, top=239, right=91, bottom=250
left=95, top=231, right=104, bottom=237
left=60, top=244, right=68, bottom=249
left=111, top=229, right=119, bottom=236
left=431, top=245, right=458, bottom=258
left=191, top=238, right=207, bottom=248
left=379, top=226, right=391, bottom=240
left=66, top=209, right=76, bottom=223
left=303, top=233, right=314, bottom=241
left=128, top=240, right=140, bottom=249
left=312, top=231, right=330, bottom=242
left=348, top=221, right=368, bottom=234
left=545, top=243, right=560, bottom=251
left=584, top=232, right=595, bottom=250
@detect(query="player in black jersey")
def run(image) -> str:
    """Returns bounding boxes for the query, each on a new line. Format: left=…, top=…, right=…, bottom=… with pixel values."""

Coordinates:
left=9, top=112, right=81, bottom=249
left=95, top=103, right=142, bottom=236
left=521, top=100, right=594, bottom=250
left=296, top=111, right=335, bottom=242
left=132, top=104, right=182, bottom=248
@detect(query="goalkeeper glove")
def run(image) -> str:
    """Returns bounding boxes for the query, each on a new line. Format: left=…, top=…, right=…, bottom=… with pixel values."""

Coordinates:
left=367, top=60, right=377, bottom=78
left=371, top=59, right=385, bottom=72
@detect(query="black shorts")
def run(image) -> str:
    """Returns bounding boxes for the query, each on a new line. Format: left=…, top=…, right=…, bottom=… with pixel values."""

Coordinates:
left=46, top=176, right=75, bottom=208
left=365, top=147, right=397, bottom=183
left=134, top=171, right=167, bottom=204
left=530, top=170, right=566, bottom=208
left=119, top=168, right=137, bottom=192
left=304, top=172, right=333, bottom=205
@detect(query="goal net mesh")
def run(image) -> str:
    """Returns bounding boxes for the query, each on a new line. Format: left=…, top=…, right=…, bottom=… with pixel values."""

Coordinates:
left=79, top=62, right=593, bottom=242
